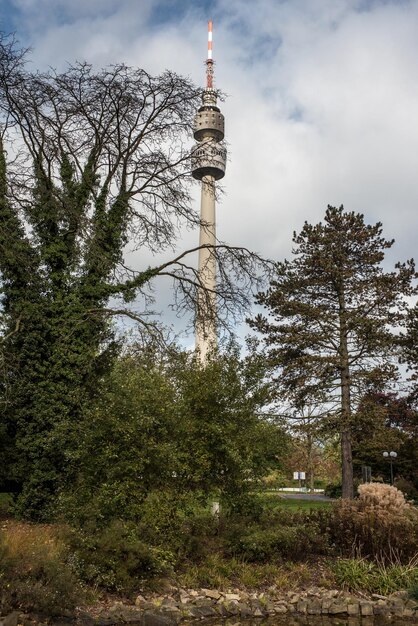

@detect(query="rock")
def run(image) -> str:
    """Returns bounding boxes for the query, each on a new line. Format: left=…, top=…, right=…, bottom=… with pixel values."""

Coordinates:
left=347, top=602, right=359, bottom=615
left=406, top=599, right=418, bottom=609
left=105, top=606, right=144, bottom=624
left=237, top=603, right=252, bottom=618
left=224, top=593, right=240, bottom=601
left=329, top=602, right=347, bottom=614
left=135, top=595, right=148, bottom=607
left=289, top=594, right=300, bottom=604
left=3, top=613, right=19, bottom=626
left=160, top=598, right=178, bottom=608
left=402, top=608, right=415, bottom=618
left=187, top=605, right=217, bottom=618
left=360, top=602, right=374, bottom=616
left=201, top=589, right=221, bottom=600
left=389, top=598, right=405, bottom=611
left=307, top=600, right=322, bottom=615
left=274, top=605, right=288, bottom=614
left=96, top=617, right=118, bottom=626
left=223, top=601, right=240, bottom=615
left=215, top=604, right=230, bottom=618
left=321, top=599, right=333, bottom=613
left=297, top=600, right=308, bottom=614
left=142, top=611, right=179, bottom=626
left=253, top=608, right=264, bottom=618
left=75, top=610, right=95, bottom=626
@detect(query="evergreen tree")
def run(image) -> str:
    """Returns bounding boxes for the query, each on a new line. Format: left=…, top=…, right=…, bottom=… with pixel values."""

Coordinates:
left=0, top=36, right=266, bottom=518
left=249, top=206, right=416, bottom=498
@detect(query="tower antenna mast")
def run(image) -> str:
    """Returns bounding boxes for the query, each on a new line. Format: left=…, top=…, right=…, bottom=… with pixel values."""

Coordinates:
left=206, top=19, right=213, bottom=88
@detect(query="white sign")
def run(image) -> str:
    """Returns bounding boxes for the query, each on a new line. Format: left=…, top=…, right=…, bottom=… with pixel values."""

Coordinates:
left=293, top=471, right=306, bottom=480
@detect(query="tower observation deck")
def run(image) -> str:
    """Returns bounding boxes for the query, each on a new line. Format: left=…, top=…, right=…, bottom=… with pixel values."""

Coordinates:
left=192, top=20, right=226, bottom=361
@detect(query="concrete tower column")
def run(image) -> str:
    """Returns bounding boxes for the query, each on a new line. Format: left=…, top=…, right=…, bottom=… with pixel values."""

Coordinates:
left=196, top=174, right=217, bottom=360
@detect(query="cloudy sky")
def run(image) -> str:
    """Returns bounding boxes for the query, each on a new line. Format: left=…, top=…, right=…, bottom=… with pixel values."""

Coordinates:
left=2, top=0, right=418, bottom=340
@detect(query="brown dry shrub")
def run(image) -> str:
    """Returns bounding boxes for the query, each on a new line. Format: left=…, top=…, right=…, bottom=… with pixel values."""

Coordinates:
left=328, top=484, right=418, bottom=563
left=0, top=521, right=83, bottom=615
left=358, top=483, right=411, bottom=512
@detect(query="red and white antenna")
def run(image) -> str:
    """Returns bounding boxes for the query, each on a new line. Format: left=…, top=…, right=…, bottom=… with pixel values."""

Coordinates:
left=206, top=20, right=214, bottom=89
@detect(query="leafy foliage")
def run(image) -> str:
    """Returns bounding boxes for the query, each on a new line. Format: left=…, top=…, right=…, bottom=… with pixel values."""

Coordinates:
left=351, top=391, right=418, bottom=491
left=65, top=521, right=175, bottom=593
left=58, top=345, right=286, bottom=526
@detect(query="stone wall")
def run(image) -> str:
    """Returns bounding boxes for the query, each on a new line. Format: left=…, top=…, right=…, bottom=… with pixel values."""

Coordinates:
left=90, top=587, right=418, bottom=625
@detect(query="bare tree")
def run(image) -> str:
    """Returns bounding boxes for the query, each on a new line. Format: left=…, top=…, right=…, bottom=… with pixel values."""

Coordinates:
left=0, top=35, right=270, bottom=517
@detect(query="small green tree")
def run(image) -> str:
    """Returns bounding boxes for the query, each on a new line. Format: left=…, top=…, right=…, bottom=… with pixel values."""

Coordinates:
left=170, top=344, right=285, bottom=499
left=60, top=344, right=286, bottom=525
left=249, top=206, right=416, bottom=498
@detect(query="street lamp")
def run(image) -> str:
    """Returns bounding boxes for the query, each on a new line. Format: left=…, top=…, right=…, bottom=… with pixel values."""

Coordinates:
left=383, top=451, right=397, bottom=485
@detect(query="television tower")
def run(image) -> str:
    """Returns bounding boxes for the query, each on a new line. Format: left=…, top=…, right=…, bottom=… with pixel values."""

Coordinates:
left=192, top=20, right=227, bottom=361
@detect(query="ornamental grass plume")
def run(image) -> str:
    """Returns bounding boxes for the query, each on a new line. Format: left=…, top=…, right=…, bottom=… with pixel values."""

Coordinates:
left=328, top=483, right=418, bottom=563
left=357, top=483, right=411, bottom=514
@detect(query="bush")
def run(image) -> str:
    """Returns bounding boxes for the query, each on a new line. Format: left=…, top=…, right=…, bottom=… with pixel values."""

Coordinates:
left=228, top=523, right=328, bottom=562
left=324, top=482, right=342, bottom=498
left=394, top=477, right=418, bottom=502
left=0, top=493, right=12, bottom=517
left=65, top=520, right=174, bottom=593
left=0, top=522, right=83, bottom=615
left=328, top=483, right=418, bottom=563
left=409, top=583, right=418, bottom=601
left=357, top=482, right=411, bottom=511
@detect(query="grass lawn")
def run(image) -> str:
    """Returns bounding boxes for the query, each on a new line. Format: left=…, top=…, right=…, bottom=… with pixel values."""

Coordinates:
left=255, top=491, right=333, bottom=511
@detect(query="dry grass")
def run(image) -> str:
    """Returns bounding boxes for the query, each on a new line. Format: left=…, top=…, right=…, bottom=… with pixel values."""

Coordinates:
left=0, top=520, right=84, bottom=615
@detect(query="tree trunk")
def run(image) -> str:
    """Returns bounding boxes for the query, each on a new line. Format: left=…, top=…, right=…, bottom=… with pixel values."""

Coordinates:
left=339, top=288, right=354, bottom=499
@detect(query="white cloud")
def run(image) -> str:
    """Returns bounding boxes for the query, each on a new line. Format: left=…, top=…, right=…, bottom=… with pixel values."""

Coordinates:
left=6, top=0, right=418, bottom=337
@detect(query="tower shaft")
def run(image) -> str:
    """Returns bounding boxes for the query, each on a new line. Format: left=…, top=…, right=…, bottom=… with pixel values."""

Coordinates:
left=196, top=175, right=217, bottom=360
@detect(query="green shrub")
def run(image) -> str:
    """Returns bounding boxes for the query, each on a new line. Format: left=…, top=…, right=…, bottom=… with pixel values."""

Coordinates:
left=394, top=477, right=418, bottom=502
left=0, top=522, right=83, bottom=615
left=409, top=583, right=418, bottom=601
left=65, top=520, right=174, bottom=593
left=228, top=523, right=328, bottom=562
left=0, top=493, right=12, bottom=517
left=324, top=482, right=342, bottom=498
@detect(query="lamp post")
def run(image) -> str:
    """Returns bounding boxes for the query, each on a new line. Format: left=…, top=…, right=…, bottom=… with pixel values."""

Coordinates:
left=383, top=451, right=397, bottom=485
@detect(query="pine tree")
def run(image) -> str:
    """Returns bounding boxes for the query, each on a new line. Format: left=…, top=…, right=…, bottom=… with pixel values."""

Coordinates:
left=249, top=206, right=416, bottom=498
